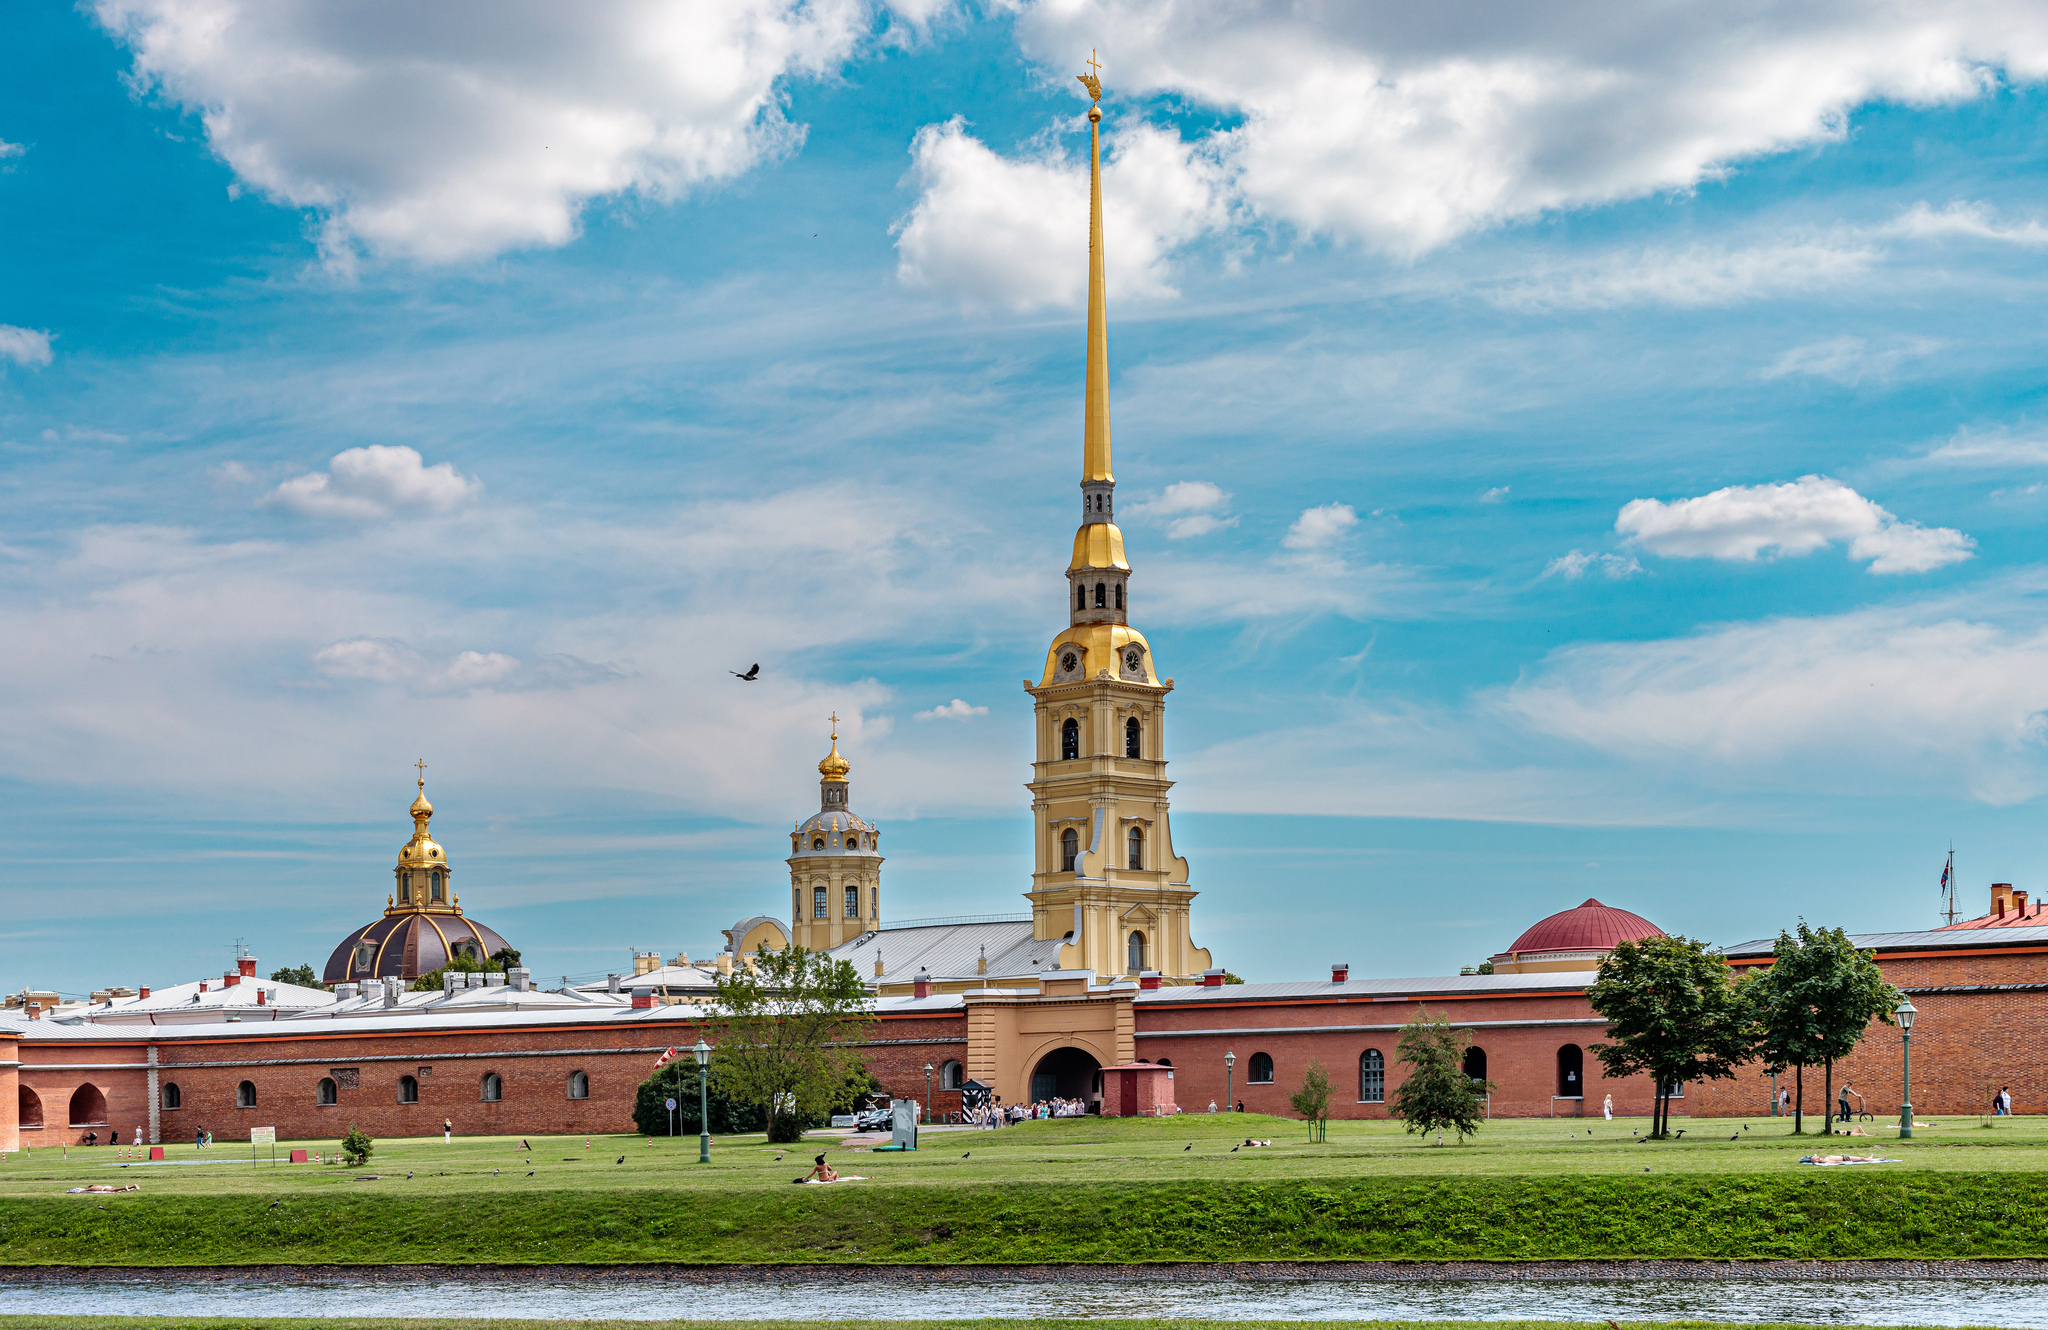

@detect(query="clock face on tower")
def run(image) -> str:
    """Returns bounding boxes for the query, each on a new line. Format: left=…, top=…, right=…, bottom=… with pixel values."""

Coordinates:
left=1124, top=649, right=1141, bottom=673
left=1062, top=652, right=1079, bottom=674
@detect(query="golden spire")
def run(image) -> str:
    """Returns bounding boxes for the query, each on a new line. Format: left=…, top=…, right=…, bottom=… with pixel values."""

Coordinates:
left=818, top=713, right=850, bottom=782
left=409, top=758, right=432, bottom=820
left=1079, top=52, right=1111, bottom=485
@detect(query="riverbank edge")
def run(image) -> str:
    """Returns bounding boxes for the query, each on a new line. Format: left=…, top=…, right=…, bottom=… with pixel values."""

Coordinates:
left=3, top=1259, right=2047, bottom=1283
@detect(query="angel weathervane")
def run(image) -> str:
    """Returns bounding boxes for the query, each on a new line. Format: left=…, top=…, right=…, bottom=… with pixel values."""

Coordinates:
left=1077, top=49, right=1102, bottom=103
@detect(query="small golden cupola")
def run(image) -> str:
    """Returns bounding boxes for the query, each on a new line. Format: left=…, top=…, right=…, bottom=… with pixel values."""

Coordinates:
left=394, top=761, right=454, bottom=913
left=788, top=717, right=884, bottom=953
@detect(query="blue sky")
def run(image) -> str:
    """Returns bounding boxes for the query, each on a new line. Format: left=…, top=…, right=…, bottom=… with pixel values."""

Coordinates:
left=8, top=1, right=2048, bottom=994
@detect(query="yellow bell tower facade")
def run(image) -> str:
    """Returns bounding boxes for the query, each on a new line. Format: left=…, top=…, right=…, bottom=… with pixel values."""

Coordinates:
left=1025, top=71, right=1212, bottom=982
left=788, top=721, right=884, bottom=954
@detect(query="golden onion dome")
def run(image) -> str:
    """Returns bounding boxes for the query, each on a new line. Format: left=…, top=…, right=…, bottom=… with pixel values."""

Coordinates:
left=818, top=730, right=850, bottom=781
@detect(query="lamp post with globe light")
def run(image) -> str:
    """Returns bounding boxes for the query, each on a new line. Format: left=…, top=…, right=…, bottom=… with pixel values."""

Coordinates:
left=1896, top=997, right=1917, bottom=1139
left=1225, top=1050, right=1236, bottom=1113
left=693, top=1038, right=712, bottom=1163
left=925, top=1063, right=934, bottom=1124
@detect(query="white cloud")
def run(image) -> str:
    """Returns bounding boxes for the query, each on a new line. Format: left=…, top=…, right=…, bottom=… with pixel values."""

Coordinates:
left=995, top=1, right=2048, bottom=262
left=1887, top=200, right=2048, bottom=246
left=314, top=638, right=521, bottom=691
left=1482, top=242, right=1876, bottom=310
left=1282, top=503, right=1359, bottom=552
left=1761, top=335, right=1941, bottom=385
left=1125, top=480, right=1238, bottom=538
left=1913, top=426, right=2048, bottom=468
left=93, top=0, right=877, bottom=265
left=915, top=698, right=988, bottom=720
left=0, top=140, right=23, bottom=160
left=1616, top=475, right=1973, bottom=574
left=0, top=326, right=54, bottom=368
left=1501, top=605, right=2048, bottom=805
left=263, top=445, right=478, bottom=521
left=1544, top=550, right=1641, bottom=581
left=1479, top=487, right=1510, bottom=504
left=892, top=115, right=1228, bottom=310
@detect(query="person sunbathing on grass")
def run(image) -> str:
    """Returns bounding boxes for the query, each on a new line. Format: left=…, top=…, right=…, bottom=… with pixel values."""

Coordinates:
left=804, top=1154, right=839, bottom=1182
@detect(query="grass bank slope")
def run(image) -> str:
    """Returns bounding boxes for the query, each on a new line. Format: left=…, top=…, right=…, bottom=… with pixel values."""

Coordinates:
left=0, top=1322, right=2014, bottom=1330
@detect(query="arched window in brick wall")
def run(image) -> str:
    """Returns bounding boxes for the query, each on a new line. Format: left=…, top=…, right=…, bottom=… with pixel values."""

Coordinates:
left=316, top=1077, right=337, bottom=1106
left=235, top=1081, right=256, bottom=1109
left=481, top=1072, right=503, bottom=1103
left=398, top=1075, right=419, bottom=1104
left=1248, top=1052, right=1274, bottom=1084
left=1359, top=1049, right=1385, bottom=1103
left=157, top=1083, right=179, bottom=1112
left=568, top=1071, right=589, bottom=1100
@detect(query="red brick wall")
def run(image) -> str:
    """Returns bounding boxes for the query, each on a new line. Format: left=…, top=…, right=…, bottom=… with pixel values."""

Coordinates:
left=1136, top=991, right=1660, bottom=1120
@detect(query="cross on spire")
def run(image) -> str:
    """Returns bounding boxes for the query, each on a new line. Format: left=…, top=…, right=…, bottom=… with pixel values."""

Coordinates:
left=829, top=712, right=840, bottom=739
left=415, top=757, right=428, bottom=787
left=1087, top=49, right=1101, bottom=79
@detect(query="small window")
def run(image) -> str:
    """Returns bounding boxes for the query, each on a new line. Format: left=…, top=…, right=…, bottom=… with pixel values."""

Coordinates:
left=354, top=942, right=376, bottom=973
left=1360, top=1049, right=1385, bottom=1103
left=812, top=837, right=825, bottom=850
left=317, top=1077, right=338, bottom=1106
left=1248, top=1052, right=1274, bottom=1084
left=1061, top=718, right=1080, bottom=760
left=871, top=887, right=878, bottom=917
left=1127, top=825, right=1143, bottom=870
left=1114, top=582, right=1124, bottom=610
left=845, top=835, right=859, bottom=850
left=1076, top=584, right=1086, bottom=611
left=1661, top=1080, right=1685, bottom=1099
left=1464, top=1047, right=1488, bottom=1083
left=430, top=871, right=444, bottom=902
left=568, top=1071, right=589, bottom=1100
left=398, top=1075, right=419, bottom=1104
left=844, top=885, right=859, bottom=918
left=161, top=1082, right=181, bottom=1111
left=1094, top=581, right=1106, bottom=608
left=398, top=873, right=411, bottom=903
left=814, top=887, right=827, bottom=918
left=236, top=1080, right=257, bottom=1108
left=481, top=1072, right=502, bottom=1103
left=1125, top=717, right=1141, bottom=758
left=1126, top=930, right=1145, bottom=972
left=1060, top=827, right=1079, bottom=872
left=940, top=1060, right=963, bottom=1090
left=1556, top=1044, right=1584, bottom=1098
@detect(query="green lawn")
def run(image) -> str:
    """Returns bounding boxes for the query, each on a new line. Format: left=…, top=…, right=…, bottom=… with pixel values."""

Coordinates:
left=0, top=1112, right=2039, bottom=1266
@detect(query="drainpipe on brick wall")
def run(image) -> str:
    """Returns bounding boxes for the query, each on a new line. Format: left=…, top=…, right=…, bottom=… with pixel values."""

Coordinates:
left=146, top=1043, right=159, bottom=1146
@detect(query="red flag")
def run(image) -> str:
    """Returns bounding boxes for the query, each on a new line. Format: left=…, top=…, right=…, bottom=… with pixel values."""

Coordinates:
left=653, top=1046, right=679, bottom=1069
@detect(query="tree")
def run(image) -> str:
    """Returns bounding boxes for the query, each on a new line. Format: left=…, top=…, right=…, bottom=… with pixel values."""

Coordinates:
left=269, top=963, right=320, bottom=987
left=412, top=950, right=504, bottom=992
left=1288, top=1059, right=1333, bottom=1142
left=340, top=1124, right=373, bottom=1167
left=699, top=945, right=876, bottom=1145
left=1587, top=935, right=1755, bottom=1139
left=490, top=947, right=522, bottom=969
left=633, top=1063, right=768, bottom=1137
left=1390, top=1007, right=1490, bottom=1143
left=1747, top=922, right=1899, bottom=1136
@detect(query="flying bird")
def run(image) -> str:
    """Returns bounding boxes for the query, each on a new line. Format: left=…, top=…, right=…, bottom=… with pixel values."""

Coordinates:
left=732, top=664, right=760, bottom=681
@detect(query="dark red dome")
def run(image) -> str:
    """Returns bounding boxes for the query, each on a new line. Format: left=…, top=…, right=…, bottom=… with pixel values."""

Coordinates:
left=1504, top=898, right=1662, bottom=954
left=322, top=911, right=514, bottom=985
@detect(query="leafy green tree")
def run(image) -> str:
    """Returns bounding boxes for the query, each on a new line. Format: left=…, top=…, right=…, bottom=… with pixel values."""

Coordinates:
left=1390, top=1007, right=1490, bottom=1143
left=1746, top=923, right=1899, bottom=1136
left=269, top=963, right=320, bottom=987
left=633, top=1063, right=768, bottom=1136
left=411, top=951, right=502, bottom=992
left=340, top=1124, right=373, bottom=1167
left=490, top=947, right=522, bottom=969
left=1475, top=961, right=1494, bottom=976
left=1288, top=1059, right=1333, bottom=1142
left=1587, top=935, right=1756, bottom=1139
left=700, top=945, right=876, bottom=1145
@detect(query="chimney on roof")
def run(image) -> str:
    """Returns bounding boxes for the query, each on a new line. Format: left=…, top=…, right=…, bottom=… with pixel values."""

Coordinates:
left=508, top=967, right=531, bottom=992
left=1139, top=970, right=1161, bottom=990
left=977, top=945, right=988, bottom=976
left=256, top=988, right=267, bottom=1006
left=484, top=971, right=504, bottom=988
left=873, top=951, right=884, bottom=978
left=223, top=971, right=240, bottom=987
left=717, top=952, right=734, bottom=977
left=1201, top=968, right=1225, bottom=988
left=138, top=987, right=150, bottom=1000
left=198, top=982, right=208, bottom=993
left=2016, top=890, right=2031, bottom=917
left=443, top=972, right=462, bottom=997
left=334, top=983, right=356, bottom=1003
left=25, top=1003, right=40, bottom=1020
left=1332, top=963, right=1350, bottom=984
left=238, top=956, right=257, bottom=978
left=1994, top=883, right=2014, bottom=917
left=606, top=973, right=622, bottom=994
left=913, top=969, right=931, bottom=1000
left=382, top=977, right=401, bottom=1008
left=631, top=986, right=655, bottom=1010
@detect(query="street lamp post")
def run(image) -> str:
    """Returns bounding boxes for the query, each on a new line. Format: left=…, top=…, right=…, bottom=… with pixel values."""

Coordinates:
left=1225, top=1050, right=1236, bottom=1113
left=924, top=1063, right=934, bottom=1125
left=1896, top=997, right=1917, bottom=1140
left=693, top=1038, right=712, bottom=1163
left=1770, top=1071, right=1779, bottom=1116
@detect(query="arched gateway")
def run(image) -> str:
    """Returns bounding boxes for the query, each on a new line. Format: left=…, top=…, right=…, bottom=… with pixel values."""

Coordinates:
left=1029, top=1046, right=1101, bottom=1105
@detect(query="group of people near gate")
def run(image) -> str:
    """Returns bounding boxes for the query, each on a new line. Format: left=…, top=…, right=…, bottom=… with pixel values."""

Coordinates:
left=965, top=1097, right=1089, bottom=1127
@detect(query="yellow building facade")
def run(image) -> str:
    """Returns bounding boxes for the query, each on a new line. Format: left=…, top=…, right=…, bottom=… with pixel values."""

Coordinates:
left=786, top=722, right=884, bottom=954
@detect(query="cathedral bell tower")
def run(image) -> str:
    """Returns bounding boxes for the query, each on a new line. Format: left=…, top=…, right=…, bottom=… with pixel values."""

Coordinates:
left=1024, top=67, right=1212, bottom=982
left=788, top=720, right=884, bottom=953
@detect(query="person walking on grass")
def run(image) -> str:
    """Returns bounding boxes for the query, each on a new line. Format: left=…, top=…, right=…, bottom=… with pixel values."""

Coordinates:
left=1603, top=1094, right=1613, bottom=1121
left=444, top=1118, right=453, bottom=1144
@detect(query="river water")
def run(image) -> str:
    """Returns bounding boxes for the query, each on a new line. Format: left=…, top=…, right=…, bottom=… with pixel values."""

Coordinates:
left=1, top=1273, right=2045, bottom=1324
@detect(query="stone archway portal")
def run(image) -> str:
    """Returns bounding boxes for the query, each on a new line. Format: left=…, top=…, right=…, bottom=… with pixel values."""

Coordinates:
left=1030, top=1046, right=1101, bottom=1105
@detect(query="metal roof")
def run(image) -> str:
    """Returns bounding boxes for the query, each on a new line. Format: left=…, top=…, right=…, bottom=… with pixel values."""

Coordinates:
left=1723, top=925, right=2048, bottom=958
left=1137, top=970, right=1593, bottom=1005
left=828, top=920, right=1056, bottom=981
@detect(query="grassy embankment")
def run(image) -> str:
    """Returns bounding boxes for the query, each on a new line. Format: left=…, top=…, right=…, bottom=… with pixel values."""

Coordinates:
left=2, top=1111, right=2044, bottom=1265
left=0, top=1323, right=2011, bottom=1330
